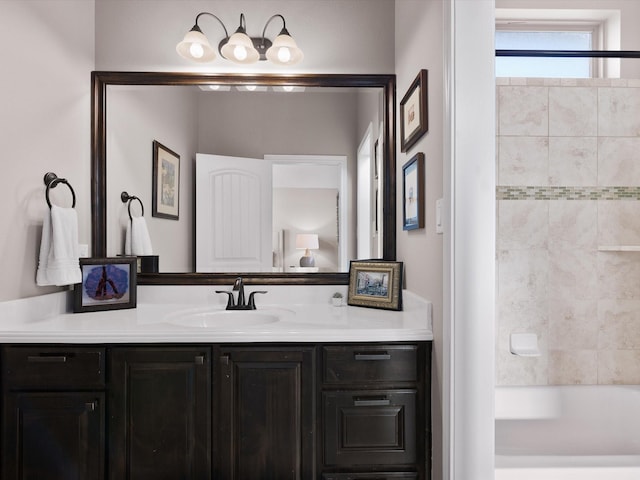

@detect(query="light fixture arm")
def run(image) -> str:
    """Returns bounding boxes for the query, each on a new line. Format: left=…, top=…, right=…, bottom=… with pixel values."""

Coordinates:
left=261, top=14, right=287, bottom=46
left=194, top=12, right=229, bottom=40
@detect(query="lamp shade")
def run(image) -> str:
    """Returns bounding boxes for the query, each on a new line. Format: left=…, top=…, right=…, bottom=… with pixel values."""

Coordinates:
left=220, top=31, right=260, bottom=64
left=176, top=27, right=217, bottom=62
left=296, top=233, right=319, bottom=250
left=266, top=30, right=304, bottom=65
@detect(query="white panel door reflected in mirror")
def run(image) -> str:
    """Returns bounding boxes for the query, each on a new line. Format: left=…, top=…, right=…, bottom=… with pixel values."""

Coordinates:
left=196, top=154, right=347, bottom=273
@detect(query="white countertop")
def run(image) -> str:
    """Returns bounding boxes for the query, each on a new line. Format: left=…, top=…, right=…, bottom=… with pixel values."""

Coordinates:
left=0, top=286, right=433, bottom=344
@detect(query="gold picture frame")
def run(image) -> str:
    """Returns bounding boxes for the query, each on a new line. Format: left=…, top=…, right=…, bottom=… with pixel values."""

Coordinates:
left=347, top=260, right=403, bottom=311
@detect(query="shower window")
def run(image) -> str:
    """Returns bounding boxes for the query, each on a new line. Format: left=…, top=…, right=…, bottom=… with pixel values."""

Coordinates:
left=496, top=28, right=596, bottom=78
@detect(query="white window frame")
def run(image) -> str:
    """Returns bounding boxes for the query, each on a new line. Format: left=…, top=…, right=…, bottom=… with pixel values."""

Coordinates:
left=496, top=21, right=602, bottom=77
left=495, top=8, right=622, bottom=78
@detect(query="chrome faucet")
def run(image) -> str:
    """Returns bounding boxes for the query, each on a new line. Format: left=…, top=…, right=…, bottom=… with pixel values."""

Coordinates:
left=215, top=277, right=267, bottom=310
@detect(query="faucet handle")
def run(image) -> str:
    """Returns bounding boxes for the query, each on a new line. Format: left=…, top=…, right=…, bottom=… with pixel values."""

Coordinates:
left=215, top=290, right=235, bottom=309
left=247, top=291, right=267, bottom=310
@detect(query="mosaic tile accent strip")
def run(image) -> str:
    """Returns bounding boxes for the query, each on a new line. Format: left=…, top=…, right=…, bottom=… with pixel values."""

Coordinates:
left=497, top=186, right=640, bottom=200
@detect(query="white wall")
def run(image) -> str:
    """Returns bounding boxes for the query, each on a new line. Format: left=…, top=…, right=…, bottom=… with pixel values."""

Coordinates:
left=394, top=1, right=445, bottom=478
left=273, top=188, right=339, bottom=271
left=446, top=1, right=496, bottom=479
left=95, top=0, right=395, bottom=74
left=106, top=86, right=198, bottom=272
left=198, top=91, right=360, bottom=264
left=0, top=0, right=94, bottom=302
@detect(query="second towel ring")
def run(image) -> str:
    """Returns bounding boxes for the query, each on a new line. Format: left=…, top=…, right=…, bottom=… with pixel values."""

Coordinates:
left=44, top=172, right=76, bottom=209
left=121, top=191, right=144, bottom=220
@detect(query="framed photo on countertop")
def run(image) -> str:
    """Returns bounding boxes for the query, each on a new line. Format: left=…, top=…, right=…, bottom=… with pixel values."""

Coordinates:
left=347, top=260, right=403, bottom=311
left=73, top=257, right=137, bottom=313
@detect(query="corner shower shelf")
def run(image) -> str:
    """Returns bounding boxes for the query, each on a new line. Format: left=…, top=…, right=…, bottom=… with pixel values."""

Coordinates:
left=597, top=246, right=640, bottom=252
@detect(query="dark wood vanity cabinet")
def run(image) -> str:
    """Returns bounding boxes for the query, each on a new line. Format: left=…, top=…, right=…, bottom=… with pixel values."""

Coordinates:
left=108, top=346, right=211, bottom=480
left=320, top=344, right=431, bottom=479
left=214, top=346, right=316, bottom=479
left=1, top=346, right=106, bottom=480
left=1, top=341, right=431, bottom=480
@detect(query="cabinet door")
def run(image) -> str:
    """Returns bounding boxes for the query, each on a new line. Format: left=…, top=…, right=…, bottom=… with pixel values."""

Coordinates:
left=109, top=347, right=211, bottom=480
left=323, top=390, right=417, bottom=466
left=2, top=392, right=105, bottom=480
left=216, top=347, right=315, bottom=479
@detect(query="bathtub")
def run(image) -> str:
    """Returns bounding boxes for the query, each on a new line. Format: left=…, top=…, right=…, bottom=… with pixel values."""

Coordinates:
left=495, top=385, right=640, bottom=480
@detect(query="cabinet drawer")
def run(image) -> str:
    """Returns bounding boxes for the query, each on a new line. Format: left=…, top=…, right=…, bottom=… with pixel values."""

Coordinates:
left=2, top=346, right=105, bottom=388
left=323, top=390, right=417, bottom=466
left=323, top=474, right=417, bottom=480
left=323, top=345, right=418, bottom=384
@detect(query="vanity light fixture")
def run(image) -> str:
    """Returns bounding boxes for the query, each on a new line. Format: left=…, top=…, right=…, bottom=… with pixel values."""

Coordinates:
left=176, top=13, right=304, bottom=66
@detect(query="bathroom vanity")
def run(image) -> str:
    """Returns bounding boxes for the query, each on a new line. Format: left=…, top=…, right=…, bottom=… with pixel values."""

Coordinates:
left=0, top=287, right=433, bottom=480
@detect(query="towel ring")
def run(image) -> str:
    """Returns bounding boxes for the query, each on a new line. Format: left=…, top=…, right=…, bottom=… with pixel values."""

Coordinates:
left=43, top=172, right=76, bottom=209
left=121, top=191, right=144, bottom=220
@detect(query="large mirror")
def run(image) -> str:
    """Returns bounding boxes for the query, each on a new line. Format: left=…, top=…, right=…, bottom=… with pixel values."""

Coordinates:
left=91, top=72, right=396, bottom=285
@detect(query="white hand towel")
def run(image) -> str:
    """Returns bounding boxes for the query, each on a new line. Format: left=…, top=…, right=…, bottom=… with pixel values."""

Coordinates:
left=125, top=216, right=153, bottom=256
left=36, top=205, right=82, bottom=286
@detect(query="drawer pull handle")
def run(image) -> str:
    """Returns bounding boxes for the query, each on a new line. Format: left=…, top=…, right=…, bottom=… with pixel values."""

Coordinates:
left=85, top=401, right=97, bottom=412
left=27, top=355, right=67, bottom=363
left=353, top=396, right=390, bottom=407
left=354, top=352, right=390, bottom=361
left=195, top=355, right=205, bottom=365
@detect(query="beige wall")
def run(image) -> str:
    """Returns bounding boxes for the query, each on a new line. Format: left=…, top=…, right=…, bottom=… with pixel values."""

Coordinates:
left=0, top=0, right=94, bottom=301
left=395, top=1, right=444, bottom=478
left=497, top=78, right=640, bottom=385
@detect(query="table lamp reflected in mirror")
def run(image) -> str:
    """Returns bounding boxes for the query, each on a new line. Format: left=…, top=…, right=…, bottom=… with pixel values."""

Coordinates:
left=296, top=233, right=319, bottom=267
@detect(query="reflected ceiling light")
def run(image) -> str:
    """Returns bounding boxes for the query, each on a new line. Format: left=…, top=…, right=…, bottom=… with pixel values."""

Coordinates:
left=176, top=13, right=303, bottom=66
left=273, top=85, right=306, bottom=93
left=197, top=85, right=231, bottom=92
left=235, top=85, right=267, bottom=92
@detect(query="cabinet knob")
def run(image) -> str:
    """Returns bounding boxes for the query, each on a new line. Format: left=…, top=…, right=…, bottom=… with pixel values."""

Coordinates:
left=220, top=355, right=229, bottom=365
left=194, top=355, right=205, bottom=365
left=85, top=401, right=97, bottom=412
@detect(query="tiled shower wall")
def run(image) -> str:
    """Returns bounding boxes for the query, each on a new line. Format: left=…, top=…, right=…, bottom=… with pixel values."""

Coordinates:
left=497, top=77, right=640, bottom=385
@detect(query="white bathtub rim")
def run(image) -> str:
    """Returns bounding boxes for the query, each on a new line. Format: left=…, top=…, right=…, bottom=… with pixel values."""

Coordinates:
left=495, top=384, right=640, bottom=420
left=496, top=454, right=640, bottom=469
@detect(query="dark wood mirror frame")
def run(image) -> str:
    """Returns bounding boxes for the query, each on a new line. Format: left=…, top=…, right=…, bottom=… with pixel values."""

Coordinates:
left=91, top=71, right=396, bottom=285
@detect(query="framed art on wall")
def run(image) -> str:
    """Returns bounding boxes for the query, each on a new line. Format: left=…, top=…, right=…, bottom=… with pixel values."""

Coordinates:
left=73, top=257, right=137, bottom=313
left=152, top=140, right=180, bottom=220
left=400, top=69, right=428, bottom=152
left=402, top=152, right=425, bottom=230
left=347, top=260, right=403, bottom=311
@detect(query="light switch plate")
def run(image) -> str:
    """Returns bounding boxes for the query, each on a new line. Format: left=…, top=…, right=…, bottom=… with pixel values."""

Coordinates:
left=436, top=198, right=443, bottom=234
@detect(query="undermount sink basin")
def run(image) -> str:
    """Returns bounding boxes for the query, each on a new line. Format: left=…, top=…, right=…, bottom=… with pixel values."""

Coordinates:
left=163, top=307, right=292, bottom=329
